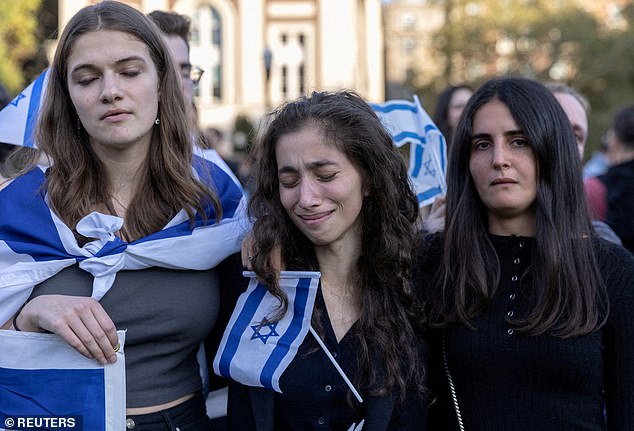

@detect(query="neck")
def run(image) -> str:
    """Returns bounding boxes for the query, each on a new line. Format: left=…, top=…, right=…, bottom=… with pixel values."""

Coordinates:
left=488, top=212, right=536, bottom=237
left=314, top=240, right=361, bottom=284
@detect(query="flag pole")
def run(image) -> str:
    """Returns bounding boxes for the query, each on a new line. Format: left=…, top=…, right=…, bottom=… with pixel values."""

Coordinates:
left=309, top=326, right=364, bottom=403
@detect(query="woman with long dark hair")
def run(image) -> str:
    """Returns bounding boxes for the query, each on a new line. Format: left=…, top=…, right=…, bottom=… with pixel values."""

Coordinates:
left=229, top=90, right=427, bottom=430
left=419, top=77, right=634, bottom=430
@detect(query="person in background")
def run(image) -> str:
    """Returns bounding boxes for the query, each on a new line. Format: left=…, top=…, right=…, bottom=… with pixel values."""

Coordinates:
left=1, top=2, right=248, bottom=429
left=147, top=10, right=200, bottom=123
left=418, top=77, right=634, bottom=430
left=432, top=84, right=473, bottom=149
left=584, top=136, right=610, bottom=179
left=545, top=82, right=622, bottom=245
left=148, top=10, right=240, bottom=189
left=422, top=85, right=474, bottom=233
left=229, top=90, right=427, bottom=430
left=585, top=105, right=634, bottom=254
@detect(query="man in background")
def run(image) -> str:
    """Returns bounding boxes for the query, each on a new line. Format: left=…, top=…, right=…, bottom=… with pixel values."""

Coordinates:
left=546, top=82, right=623, bottom=246
left=585, top=105, right=634, bottom=254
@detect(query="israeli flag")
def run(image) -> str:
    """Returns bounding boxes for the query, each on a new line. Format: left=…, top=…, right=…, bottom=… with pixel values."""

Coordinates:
left=0, top=156, right=249, bottom=326
left=0, top=329, right=126, bottom=431
left=0, top=69, right=48, bottom=147
left=213, top=271, right=320, bottom=392
left=371, top=95, right=447, bottom=206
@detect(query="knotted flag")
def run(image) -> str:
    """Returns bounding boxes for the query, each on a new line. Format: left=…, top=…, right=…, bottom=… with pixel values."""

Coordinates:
left=0, top=156, right=249, bottom=326
left=213, top=271, right=320, bottom=392
left=371, top=95, right=447, bottom=206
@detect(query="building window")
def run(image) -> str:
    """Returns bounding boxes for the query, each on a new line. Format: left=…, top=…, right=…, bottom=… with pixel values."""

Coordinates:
left=191, top=10, right=200, bottom=44
left=192, top=5, right=223, bottom=102
left=281, top=65, right=288, bottom=98
left=211, top=8, right=221, bottom=45
left=299, top=63, right=305, bottom=95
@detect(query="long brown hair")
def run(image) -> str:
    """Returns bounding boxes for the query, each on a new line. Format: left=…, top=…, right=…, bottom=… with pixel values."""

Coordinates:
left=35, top=1, right=220, bottom=242
left=248, top=90, right=424, bottom=400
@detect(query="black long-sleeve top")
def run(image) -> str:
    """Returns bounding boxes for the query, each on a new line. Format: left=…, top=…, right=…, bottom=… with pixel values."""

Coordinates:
left=227, top=287, right=428, bottom=430
left=416, top=233, right=634, bottom=431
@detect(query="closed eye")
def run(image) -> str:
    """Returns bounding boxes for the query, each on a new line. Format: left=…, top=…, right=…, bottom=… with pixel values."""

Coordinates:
left=279, top=173, right=299, bottom=188
left=120, top=69, right=141, bottom=78
left=77, top=76, right=98, bottom=86
left=317, top=172, right=337, bottom=181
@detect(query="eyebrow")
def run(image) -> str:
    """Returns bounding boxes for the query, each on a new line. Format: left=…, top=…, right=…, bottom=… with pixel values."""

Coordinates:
left=70, top=55, right=148, bottom=74
left=278, top=160, right=337, bottom=174
left=471, top=130, right=525, bottom=140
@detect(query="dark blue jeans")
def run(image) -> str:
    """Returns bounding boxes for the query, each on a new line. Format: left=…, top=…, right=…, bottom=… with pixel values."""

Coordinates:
left=125, top=393, right=212, bottom=431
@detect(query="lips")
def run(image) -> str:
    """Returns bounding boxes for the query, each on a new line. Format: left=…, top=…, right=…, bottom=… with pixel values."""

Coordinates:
left=100, top=109, right=131, bottom=121
left=490, top=177, right=517, bottom=185
left=297, top=210, right=333, bottom=224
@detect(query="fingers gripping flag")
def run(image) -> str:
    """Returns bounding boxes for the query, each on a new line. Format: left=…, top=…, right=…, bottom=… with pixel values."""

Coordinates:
left=213, top=271, right=320, bottom=392
left=0, top=69, right=48, bottom=147
left=371, top=95, right=447, bottom=206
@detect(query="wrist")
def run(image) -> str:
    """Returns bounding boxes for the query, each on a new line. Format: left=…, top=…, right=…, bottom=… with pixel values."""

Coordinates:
left=12, top=308, right=24, bottom=331
left=11, top=303, right=40, bottom=332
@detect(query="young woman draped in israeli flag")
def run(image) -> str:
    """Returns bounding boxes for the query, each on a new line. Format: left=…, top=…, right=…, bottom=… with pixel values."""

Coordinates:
left=226, top=91, right=428, bottom=430
left=0, top=2, right=248, bottom=429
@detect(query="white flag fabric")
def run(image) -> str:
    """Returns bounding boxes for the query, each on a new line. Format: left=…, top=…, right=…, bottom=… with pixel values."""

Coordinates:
left=0, top=70, right=48, bottom=147
left=371, top=95, right=447, bottom=206
left=0, top=329, right=126, bottom=431
left=0, top=156, right=250, bottom=326
left=213, top=271, right=320, bottom=392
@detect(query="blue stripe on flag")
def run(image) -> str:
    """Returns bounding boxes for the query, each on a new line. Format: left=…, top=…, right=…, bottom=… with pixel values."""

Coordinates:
left=369, top=103, right=417, bottom=113
left=0, top=367, right=106, bottom=431
left=410, top=142, right=425, bottom=178
left=0, top=169, right=72, bottom=262
left=418, top=186, right=443, bottom=203
left=217, top=284, right=269, bottom=378
left=259, top=276, right=311, bottom=389
left=23, top=72, right=47, bottom=148
left=392, top=131, right=426, bottom=143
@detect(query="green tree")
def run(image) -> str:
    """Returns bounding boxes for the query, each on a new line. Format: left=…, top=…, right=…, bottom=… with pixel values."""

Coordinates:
left=420, top=0, right=634, bottom=157
left=0, top=0, right=43, bottom=95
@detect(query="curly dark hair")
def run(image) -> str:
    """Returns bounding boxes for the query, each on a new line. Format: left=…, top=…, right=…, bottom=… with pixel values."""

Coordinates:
left=248, top=90, right=425, bottom=400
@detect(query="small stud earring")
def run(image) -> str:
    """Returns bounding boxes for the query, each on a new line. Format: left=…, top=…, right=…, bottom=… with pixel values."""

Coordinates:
left=154, top=117, right=160, bottom=125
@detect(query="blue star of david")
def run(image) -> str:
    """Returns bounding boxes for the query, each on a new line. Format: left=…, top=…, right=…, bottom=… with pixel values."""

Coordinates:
left=423, top=158, right=436, bottom=177
left=250, top=317, right=279, bottom=344
left=10, top=93, right=26, bottom=107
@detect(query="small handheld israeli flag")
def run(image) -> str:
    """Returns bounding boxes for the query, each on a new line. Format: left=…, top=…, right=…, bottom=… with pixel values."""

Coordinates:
left=0, top=329, right=126, bottom=431
left=213, top=271, right=320, bottom=392
left=0, top=69, right=48, bottom=147
left=371, top=95, right=447, bottom=206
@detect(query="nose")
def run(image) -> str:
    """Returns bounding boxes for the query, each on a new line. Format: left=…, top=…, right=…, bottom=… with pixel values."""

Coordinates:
left=491, top=142, right=510, bottom=169
left=100, top=72, right=122, bottom=103
left=297, top=178, right=321, bottom=208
